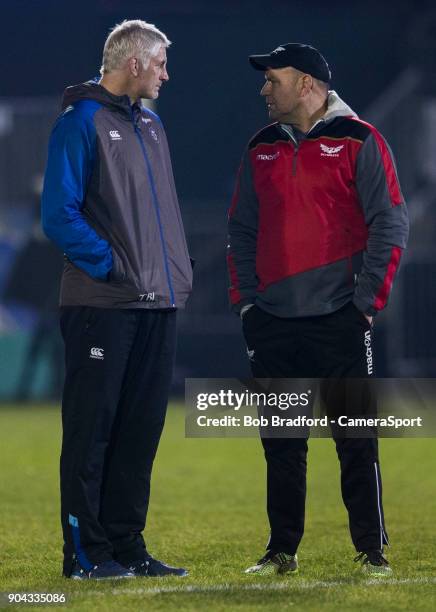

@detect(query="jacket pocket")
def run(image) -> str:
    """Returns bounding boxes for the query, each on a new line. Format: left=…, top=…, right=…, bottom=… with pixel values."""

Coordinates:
left=109, top=248, right=127, bottom=283
left=84, top=307, right=99, bottom=335
left=350, top=302, right=373, bottom=329
left=242, top=304, right=273, bottom=335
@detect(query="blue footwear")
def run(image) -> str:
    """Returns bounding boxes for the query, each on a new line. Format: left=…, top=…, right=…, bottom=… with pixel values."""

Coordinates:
left=127, top=553, right=188, bottom=577
left=69, top=559, right=135, bottom=580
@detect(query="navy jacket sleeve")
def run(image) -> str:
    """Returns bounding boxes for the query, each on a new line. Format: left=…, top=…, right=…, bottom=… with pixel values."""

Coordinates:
left=41, top=104, right=113, bottom=281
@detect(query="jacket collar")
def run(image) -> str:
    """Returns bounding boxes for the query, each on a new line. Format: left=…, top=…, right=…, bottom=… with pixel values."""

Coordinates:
left=61, top=80, right=136, bottom=120
left=279, top=90, right=357, bottom=140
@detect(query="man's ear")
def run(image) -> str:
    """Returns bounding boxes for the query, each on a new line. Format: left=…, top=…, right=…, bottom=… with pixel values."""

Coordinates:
left=300, top=74, right=313, bottom=98
left=127, top=57, right=140, bottom=77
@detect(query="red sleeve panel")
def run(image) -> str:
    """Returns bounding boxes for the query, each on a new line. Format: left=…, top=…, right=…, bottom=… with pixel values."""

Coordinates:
left=352, top=119, right=403, bottom=206
left=353, top=125, right=409, bottom=315
left=374, top=246, right=403, bottom=310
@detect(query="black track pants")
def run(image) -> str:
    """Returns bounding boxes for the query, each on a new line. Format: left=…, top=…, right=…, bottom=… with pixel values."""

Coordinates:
left=59, top=307, right=176, bottom=576
left=242, top=301, right=389, bottom=555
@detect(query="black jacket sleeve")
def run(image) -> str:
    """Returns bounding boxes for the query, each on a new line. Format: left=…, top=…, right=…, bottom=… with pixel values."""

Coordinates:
left=227, top=149, right=259, bottom=313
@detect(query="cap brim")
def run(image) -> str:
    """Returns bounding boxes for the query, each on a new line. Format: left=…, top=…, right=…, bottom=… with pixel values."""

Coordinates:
left=248, top=54, right=290, bottom=71
left=249, top=54, right=277, bottom=70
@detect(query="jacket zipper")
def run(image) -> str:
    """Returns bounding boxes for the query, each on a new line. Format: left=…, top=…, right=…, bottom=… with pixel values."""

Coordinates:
left=280, top=125, right=299, bottom=177
left=131, top=111, right=176, bottom=307
left=292, top=143, right=299, bottom=176
left=281, top=120, right=325, bottom=177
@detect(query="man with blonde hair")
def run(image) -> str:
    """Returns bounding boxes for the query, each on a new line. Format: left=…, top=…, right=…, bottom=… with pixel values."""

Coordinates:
left=42, top=20, right=192, bottom=580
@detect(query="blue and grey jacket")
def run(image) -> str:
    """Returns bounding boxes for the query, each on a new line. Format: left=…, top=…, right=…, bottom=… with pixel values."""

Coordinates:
left=42, top=81, right=192, bottom=309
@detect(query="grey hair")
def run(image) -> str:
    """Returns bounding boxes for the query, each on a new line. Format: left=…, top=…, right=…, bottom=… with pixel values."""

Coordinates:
left=100, top=19, right=171, bottom=75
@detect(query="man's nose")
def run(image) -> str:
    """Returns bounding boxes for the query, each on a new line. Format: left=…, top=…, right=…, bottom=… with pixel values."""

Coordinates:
left=260, top=82, right=269, bottom=96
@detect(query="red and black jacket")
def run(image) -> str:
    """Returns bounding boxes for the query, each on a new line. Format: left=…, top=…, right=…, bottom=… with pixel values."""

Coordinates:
left=227, top=92, right=409, bottom=318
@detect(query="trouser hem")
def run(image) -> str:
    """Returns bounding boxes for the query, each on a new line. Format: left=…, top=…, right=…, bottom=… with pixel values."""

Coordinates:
left=62, top=552, right=114, bottom=577
left=266, top=542, right=299, bottom=556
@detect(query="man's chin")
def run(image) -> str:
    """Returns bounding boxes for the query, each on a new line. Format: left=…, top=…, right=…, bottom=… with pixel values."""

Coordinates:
left=267, top=109, right=279, bottom=121
left=140, top=90, right=159, bottom=100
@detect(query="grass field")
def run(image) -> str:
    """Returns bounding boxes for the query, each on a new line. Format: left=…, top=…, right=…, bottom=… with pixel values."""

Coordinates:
left=0, top=404, right=435, bottom=611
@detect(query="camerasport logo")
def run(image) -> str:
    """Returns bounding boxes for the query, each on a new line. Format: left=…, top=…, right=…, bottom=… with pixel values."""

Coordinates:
left=90, top=347, right=104, bottom=360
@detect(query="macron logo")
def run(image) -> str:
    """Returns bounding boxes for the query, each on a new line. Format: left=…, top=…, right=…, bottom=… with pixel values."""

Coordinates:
left=320, top=143, right=344, bottom=157
left=90, top=347, right=104, bottom=360
left=364, top=330, right=373, bottom=375
left=109, top=130, right=122, bottom=141
left=256, top=152, right=280, bottom=161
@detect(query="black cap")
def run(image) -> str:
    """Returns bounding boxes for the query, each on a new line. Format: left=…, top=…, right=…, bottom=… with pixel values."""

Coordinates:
left=249, top=43, right=331, bottom=83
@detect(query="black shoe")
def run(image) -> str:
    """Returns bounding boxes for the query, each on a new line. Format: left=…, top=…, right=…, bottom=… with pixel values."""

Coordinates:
left=127, top=552, right=188, bottom=577
left=69, top=559, right=135, bottom=580
left=354, top=550, right=393, bottom=577
left=245, top=550, right=298, bottom=575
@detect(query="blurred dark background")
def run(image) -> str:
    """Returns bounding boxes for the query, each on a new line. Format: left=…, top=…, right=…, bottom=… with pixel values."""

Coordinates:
left=0, top=0, right=435, bottom=400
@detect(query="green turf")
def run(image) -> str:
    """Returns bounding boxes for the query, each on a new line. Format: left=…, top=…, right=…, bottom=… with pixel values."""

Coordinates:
left=0, top=404, right=435, bottom=611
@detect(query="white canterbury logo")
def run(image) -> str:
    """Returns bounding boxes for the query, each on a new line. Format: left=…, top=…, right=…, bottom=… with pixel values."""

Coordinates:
left=90, top=347, right=104, bottom=360
left=109, top=130, right=122, bottom=140
left=320, top=143, right=344, bottom=157
left=256, top=152, right=280, bottom=161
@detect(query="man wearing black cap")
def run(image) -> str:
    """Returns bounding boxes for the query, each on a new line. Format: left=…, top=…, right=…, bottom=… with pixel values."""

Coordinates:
left=227, top=44, right=408, bottom=576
